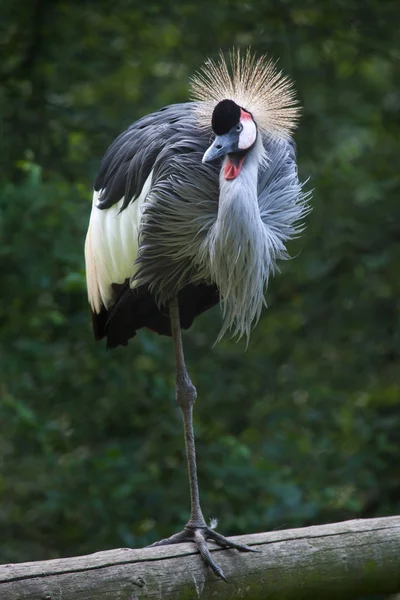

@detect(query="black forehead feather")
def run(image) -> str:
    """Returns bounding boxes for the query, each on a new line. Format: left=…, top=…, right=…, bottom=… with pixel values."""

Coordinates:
left=211, top=99, right=241, bottom=135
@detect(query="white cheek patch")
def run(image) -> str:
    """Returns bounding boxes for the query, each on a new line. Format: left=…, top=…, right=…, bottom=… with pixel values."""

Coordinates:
left=238, top=119, right=257, bottom=150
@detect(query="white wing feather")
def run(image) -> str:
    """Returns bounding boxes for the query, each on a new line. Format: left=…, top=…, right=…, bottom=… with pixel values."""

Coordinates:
left=84, top=172, right=153, bottom=313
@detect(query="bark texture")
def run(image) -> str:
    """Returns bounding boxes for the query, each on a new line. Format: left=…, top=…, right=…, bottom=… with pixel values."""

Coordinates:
left=1, top=516, right=400, bottom=600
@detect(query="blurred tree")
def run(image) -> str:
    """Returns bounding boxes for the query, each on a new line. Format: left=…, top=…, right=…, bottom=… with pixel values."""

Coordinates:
left=0, top=5, right=399, bottom=600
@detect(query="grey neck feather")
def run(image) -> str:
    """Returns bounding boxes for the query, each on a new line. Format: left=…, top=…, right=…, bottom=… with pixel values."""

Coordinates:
left=199, top=134, right=276, bottom=342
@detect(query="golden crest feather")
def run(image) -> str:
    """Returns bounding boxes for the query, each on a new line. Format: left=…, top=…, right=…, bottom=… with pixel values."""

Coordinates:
left=190, top=48, right=300, bottom=139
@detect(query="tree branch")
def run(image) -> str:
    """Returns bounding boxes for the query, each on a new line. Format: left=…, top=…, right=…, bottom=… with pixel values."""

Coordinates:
left=1, top=516, right=400, bottom=599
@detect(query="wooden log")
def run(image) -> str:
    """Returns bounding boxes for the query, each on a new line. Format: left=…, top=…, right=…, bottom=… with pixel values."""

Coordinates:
left=1, top=516, right=400, bottom=600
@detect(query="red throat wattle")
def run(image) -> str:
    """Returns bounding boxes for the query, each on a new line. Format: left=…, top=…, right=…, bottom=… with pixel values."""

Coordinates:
left=224, top=156, right=245, bottom=180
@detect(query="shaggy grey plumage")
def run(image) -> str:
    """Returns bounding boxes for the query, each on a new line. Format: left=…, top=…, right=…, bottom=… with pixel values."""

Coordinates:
left=114, top=102, right=311, bottom=341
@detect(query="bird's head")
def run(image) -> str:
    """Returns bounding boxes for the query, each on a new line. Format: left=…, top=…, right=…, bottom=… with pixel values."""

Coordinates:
left=202, top=99, right=257, bottom=176
left=191, top=49, right=300, bottom=180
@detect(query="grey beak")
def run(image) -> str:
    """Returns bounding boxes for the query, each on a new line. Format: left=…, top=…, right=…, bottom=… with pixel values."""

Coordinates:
left=202, top=133, right=238, bottom=163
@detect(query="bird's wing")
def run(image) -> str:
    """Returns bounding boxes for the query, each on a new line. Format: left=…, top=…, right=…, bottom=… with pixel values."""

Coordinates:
left=94, top=103, right=203, bottom=210
left=85, top=102, right=211, bottom=315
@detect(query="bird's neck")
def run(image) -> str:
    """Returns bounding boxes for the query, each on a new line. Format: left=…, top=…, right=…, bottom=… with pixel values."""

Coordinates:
left=219, top=144, right=262, bottom=204
left=205, top=135, right=271, bottom=341
left=217, top=133, right=265, bottom=226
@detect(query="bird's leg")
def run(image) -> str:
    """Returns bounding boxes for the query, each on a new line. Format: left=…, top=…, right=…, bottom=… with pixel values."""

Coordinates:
left=148, top=296, right=255, bottom=581
left=170, top=295, right=205, bottom=529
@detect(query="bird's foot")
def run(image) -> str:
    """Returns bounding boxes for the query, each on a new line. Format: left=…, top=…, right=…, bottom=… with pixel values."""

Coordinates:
left=148, top=524, right=255, bottom=581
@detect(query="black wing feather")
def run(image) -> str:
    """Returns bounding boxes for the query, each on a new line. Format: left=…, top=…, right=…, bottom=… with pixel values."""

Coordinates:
left=94, top=103, right=200, bottom=210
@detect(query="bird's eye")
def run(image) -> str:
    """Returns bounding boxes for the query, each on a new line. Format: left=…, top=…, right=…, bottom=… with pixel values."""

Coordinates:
left=236, top=123, right=243, bottom=133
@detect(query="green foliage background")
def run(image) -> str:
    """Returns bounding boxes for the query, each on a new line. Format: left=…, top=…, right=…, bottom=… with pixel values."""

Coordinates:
left=1, top=0, right=399, bottom=593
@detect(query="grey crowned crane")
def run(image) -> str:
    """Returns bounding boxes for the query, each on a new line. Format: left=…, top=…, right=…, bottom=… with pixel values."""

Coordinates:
left=85, top=49, right=309, bottom=580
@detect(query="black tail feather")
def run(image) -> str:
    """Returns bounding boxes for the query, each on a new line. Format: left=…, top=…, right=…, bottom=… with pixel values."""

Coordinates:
left=91, top=281, right=219, bottom=349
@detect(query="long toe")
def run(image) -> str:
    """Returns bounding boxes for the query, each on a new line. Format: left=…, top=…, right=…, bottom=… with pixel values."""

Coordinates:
left=206, top=528, right=256, bottom=552
left=147, top=530, right=191, bottom=547
left=194, top=529, right=228, bottom=582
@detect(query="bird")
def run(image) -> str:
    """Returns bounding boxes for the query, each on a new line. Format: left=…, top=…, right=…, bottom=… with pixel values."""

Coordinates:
left=84, top=48, right=309, bottom=580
